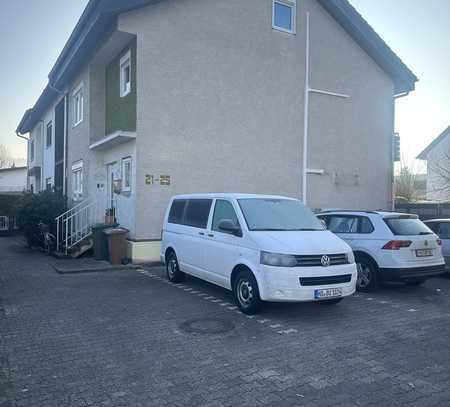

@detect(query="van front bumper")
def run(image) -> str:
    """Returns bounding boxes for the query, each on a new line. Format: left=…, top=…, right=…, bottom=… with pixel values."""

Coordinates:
left=258, top=263, right=357, bottom=302
left=380, top=264, right=446, bottom=281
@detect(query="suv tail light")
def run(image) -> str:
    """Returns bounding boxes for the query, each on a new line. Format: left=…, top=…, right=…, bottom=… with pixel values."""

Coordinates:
left=382, top=240, right=412, bottom=250
left=437, top=239, right=442, bottom=246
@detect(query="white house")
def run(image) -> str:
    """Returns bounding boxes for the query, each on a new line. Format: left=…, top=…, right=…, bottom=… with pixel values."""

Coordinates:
left=417, top=126, right=450, bottom=201
left=0, top=166, right=27, bottom=194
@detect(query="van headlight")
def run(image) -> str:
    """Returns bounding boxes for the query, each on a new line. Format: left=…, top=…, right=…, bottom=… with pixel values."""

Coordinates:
left=260, top=251, right=297, bottom=267
left=346, top=251, right=355, bottom=264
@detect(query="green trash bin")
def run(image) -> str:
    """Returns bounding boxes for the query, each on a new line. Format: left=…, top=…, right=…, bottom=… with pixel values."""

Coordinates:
left=92, top=223, right=112, bottom=260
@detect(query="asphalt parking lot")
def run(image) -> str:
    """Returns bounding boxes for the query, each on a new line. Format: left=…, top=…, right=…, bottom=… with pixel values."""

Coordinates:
left=1, top=236, right=450, bottom=407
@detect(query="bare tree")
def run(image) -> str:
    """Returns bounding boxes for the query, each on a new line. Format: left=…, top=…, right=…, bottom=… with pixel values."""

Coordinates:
left=0, top=144, right=13, bottom=169
left=428, top=152, right=450, bottom=197
left=395, top=164, right=417, bottom=202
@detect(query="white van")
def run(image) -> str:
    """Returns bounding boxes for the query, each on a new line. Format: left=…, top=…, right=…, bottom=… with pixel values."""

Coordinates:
left=161, top=194, right=357, bottom=314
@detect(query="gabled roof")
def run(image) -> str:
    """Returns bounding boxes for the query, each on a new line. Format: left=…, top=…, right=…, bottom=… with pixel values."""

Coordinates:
left=17, top=0, right=417, bottom=135
left=317, top=0, right=417, bottom=95
left=417, top=126, right=450, bottom=160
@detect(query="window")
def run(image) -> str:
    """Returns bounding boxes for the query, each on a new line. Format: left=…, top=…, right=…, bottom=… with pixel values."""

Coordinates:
left=45, top=178, right=53, bottom=191
left=212, top=200, right=240, bottom=233
left=184, top=199, right=213, bottom=229
left=168, top=200, right=187, bottom=224
left=384, top=216, right=433, bottom=236
left=72, top=83, right=84, bottom=126
left=72, top=161, right=83, bottom=200
left=46, top=122, right=52, bottom=148
left=122, top=157, right=132, bottom=192
left=439, top=223, right=450, bottom=239
left=120, top=50, right=131, bottom=97
left=359, top=217, right=375, bottom=234
left=273, top=0, right=296, bottom=34
left=327, top=216, right=359, bottom=234
left=30, top=139, right=35, bottom=161
left=238, top=198, right=324, bottom=231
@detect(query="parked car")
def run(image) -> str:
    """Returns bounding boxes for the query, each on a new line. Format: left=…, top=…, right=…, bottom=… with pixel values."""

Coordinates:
left=424, top=219, right=450, bottom=272
left=161, top=194, right=357, bottom=314
left=317, top=211, right=446, bottom=292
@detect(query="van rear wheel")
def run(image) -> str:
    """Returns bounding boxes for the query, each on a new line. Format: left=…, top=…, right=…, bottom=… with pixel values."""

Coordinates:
left=166, top=251, right=185, bottom=283
left=233, top=269, right=261, bottom=315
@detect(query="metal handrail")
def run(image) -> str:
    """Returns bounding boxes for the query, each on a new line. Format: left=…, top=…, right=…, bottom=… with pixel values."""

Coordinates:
left=56, top=200, right=100, bottom=253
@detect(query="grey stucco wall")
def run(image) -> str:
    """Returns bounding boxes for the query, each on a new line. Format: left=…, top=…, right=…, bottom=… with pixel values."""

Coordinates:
left=118, top=0, right=395, bottom=240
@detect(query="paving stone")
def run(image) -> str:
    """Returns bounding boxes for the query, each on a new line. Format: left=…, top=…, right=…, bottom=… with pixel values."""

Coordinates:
left=2, top=236, right=450, bottom=406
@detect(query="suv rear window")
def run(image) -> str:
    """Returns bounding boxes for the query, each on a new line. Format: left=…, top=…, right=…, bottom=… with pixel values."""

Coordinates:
left=384, top=216, right=433, bottom=236
left=168, top=200, right=187, bottom=224
left=184, top=199, right=212, bottom=229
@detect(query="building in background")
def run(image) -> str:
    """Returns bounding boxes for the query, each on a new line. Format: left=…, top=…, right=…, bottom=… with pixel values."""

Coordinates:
left=417, top=126, right=450, bottom=201
left=16, top=0, right=417, bottom=261
left=0, top=166, right=27, bottom=194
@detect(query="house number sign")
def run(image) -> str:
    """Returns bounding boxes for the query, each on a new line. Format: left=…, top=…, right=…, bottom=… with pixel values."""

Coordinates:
left=145, top=175, right=171, bottom=186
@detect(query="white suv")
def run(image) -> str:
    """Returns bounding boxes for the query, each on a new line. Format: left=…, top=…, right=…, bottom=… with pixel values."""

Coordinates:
left=317, top=211, right=446, bottom=291
left=161, top=194, right=357, bottom=314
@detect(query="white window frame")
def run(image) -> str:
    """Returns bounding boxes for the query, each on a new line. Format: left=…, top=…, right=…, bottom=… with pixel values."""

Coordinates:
left=120, top=50, right=132, bottom=98
left=46, top=121, right=53, bottom=148
left=71, top=161, right=83, bottom=201
left=72, top=82, right=84, bottom=127
left=121, top=157, right=132, bottom=193
left=272, top=0, right=296, bottom=34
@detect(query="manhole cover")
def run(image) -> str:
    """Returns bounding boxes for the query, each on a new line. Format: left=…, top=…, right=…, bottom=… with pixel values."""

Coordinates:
left=180, top=318, right=234, bottom=334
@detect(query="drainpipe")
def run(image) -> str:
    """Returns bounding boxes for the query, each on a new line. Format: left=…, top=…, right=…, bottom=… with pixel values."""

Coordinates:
left=390, top=90, right=411, bottom=210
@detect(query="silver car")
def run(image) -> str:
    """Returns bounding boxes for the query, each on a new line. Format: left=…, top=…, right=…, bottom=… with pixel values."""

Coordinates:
left=424, top=219, right=450, bottom=272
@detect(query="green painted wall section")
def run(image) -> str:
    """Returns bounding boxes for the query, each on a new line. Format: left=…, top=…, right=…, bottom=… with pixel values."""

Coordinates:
left=105, top=40, right=137, bottom=135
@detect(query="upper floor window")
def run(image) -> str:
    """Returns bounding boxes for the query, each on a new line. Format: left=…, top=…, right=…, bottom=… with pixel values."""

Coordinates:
left=72, top=83, right=84, bottom=127
left=46, top=121, right=52, bottom=148
left=120, top=50, right=131, bottom=97
left=30, top=139, right=35, bottom=161
left=272, top=0, right=296, bottom=34
left=121, top=157, right=132, bottom=193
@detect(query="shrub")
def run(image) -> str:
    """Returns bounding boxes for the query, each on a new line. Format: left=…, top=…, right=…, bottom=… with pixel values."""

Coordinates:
left=16, top=191, right=67, bottom=247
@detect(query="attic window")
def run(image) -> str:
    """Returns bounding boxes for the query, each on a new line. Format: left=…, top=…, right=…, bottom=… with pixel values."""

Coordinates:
left=273, top=0, right=296, bottom=34
left=120, top=50, right=131, bottom=97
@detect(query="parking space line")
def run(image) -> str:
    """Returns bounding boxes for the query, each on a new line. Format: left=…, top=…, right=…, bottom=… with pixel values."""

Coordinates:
left=139, top=269, right=300, bottom=335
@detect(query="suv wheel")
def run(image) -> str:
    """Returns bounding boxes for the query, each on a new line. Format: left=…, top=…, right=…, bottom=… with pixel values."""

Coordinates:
left=166, top=251, right=185, bottom=283
left=355, top=255, right=378, bottom=292
left=233, top=269, right=261, bottom=315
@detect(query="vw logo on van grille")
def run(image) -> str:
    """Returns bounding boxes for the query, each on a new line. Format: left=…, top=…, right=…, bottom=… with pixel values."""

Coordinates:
left=321, top=255, right=331, bottom=267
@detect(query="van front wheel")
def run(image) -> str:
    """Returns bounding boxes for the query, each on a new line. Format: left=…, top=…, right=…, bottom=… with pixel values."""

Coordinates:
left=233, top=269, right=261, bottom=315
left=166, top=251, right=185, bottom=283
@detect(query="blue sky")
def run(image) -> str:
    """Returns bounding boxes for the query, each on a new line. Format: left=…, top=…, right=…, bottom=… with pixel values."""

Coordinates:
left=1, top=0, right=449, bottom=171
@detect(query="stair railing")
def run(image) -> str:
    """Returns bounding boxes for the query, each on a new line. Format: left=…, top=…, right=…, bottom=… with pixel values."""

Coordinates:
left=56, top=200, right=100, bottom=254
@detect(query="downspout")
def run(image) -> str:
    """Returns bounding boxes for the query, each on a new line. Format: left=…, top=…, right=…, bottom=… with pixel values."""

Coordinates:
left=40, top=120, right=45, bottom=191
left=390, top=90, right=411, bottom=210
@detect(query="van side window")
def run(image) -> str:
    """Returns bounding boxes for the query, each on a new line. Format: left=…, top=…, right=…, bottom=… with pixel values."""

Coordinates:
left=168, top=200, right=187, bottom=224
left=184, top=199, right=212, bottom=229
left=212, top=200, right=240, bottom=233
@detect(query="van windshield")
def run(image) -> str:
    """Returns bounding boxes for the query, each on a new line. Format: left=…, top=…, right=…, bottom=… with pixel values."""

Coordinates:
left=238, top=198, right=325, bottom=231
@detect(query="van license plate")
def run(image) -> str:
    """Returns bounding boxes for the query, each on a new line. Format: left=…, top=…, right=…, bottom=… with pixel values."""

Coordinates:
left=314, top=288, right=342, bottom=299
left=416, top=249, right=432, bottom=257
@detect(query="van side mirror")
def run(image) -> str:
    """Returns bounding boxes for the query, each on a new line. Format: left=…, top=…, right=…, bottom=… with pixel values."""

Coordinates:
left=218, top=219, right=242, bottom=237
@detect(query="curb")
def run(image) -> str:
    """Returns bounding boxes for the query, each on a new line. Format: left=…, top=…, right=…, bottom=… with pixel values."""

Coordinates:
left=53, top=264, right=140, bottom=274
